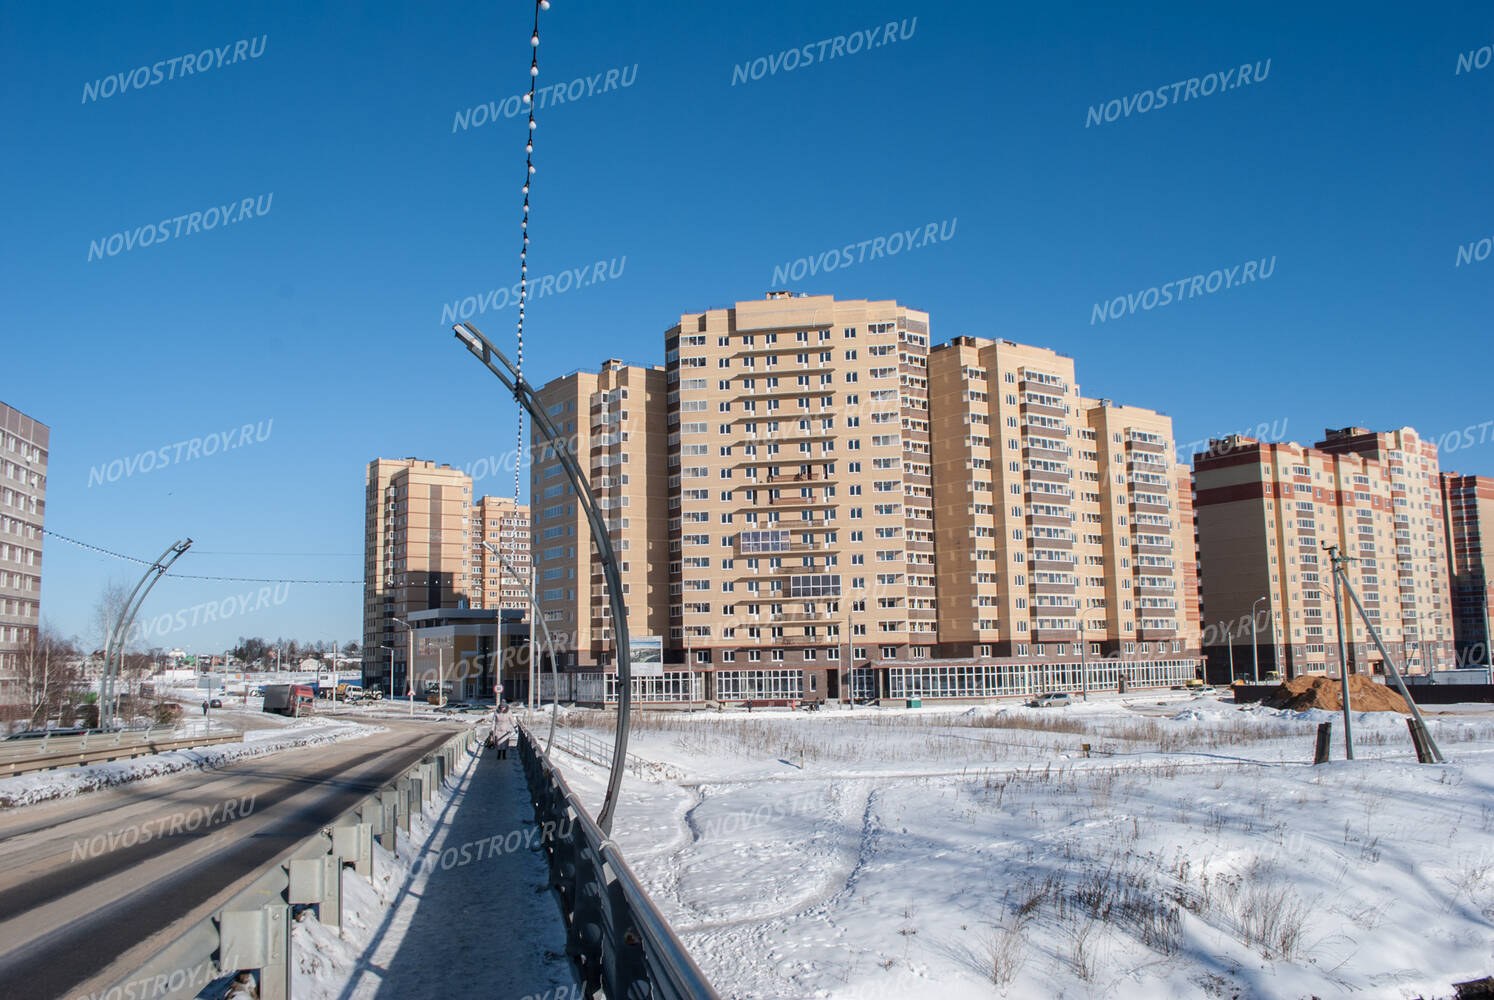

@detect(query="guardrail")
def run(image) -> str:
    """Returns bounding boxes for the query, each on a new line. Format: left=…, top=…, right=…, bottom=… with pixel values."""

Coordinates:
left=518, top=722, right=720, bottom=1000
left=0, top=730, right=244, bottom=776
left=544, top=721, right=680, bottom=781
left=95, top=728, right=476, bottom=1000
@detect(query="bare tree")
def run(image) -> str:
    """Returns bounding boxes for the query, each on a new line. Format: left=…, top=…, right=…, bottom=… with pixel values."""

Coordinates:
left=18, top=625, right=81, bottom=727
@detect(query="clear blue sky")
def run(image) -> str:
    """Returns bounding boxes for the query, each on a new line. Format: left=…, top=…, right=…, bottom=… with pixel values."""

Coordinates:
left=3, top=0, right=1490, bottom=652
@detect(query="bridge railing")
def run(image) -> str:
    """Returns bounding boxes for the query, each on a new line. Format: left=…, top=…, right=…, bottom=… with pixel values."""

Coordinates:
left=92, top=728, right=475, bottom=1000
left=517, top=722, right=720, bottom=1000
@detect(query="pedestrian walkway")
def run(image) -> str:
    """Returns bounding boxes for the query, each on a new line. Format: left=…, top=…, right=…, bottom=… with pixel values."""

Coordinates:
left=343, top=739, right=580, bottom=999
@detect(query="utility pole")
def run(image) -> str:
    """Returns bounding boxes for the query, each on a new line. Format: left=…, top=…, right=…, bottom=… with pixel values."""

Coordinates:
left=1251, top=596, right=1265, bottom=684
left=1327, top=545, right=1355, bottom=760
left=1079, top=618, right=1088, bottom=701
left=1221, top=621, right=1234, bottom=683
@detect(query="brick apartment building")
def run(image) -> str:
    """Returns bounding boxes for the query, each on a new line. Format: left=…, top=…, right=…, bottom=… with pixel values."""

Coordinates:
left=1194, top=428, right=1454, bottom=681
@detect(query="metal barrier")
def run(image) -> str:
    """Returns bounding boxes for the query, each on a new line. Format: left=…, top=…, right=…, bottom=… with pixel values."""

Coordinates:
left=518, top=723, right=720, bottom=1000
left=94, top=729, right=476, bottom=1000
left=545, top=721, right=674, bottom=780
left=0, top=729, right=242, bottom=776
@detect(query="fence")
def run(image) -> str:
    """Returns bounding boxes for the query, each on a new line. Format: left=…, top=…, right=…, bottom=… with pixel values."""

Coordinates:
left=518, top=722, right=720, bottom=999
left=0, top=728, right=241, bottom=776
left=92, top=729, right=475, bottom=999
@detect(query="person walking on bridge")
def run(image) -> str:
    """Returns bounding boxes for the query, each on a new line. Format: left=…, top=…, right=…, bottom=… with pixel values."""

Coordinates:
left=492, top=702, right=517, bottom=760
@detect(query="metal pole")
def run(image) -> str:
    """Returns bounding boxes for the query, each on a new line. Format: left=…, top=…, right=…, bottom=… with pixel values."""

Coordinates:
left=1251, top=597, right=1264, bottom=684
left=103, top=539, right=192, bottom=729
left=483, top=539, right=558, bottom=755
left=1335, top=553, right=1445, bottom=763
left=1222, top=621, right=1234, bottom=683
left=452, top=324, right=633, bottom=833
left=1080, top=619, right=1088, bottom=701
left=1328, top=546, right=1354, bottom=759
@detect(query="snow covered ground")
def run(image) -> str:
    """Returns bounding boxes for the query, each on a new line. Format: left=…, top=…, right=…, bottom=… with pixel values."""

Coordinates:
left=0, top=716, right=379, bottom=807
left=288, top=736, right=579, bottom=1000
left=541, top=693, right=1494, bottom=999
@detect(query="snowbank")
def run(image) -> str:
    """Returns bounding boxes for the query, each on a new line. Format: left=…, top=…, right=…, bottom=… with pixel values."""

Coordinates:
left=0, top=720, right=380, bottom=808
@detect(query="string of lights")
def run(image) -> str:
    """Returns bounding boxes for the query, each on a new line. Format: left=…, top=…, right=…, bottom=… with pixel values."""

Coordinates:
left=43, top=529, right=359, bottom=585
left=515, top=0, right=550, bottom=503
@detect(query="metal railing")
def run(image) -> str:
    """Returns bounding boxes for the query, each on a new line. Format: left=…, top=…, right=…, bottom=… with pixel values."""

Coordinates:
left=93, top=729, right=475, bottom=1000
left=518, top=723, right=719, bottom=1000
left=543, top=721, right=680, bottom=781
left=0, top=729, right=242, bottom=776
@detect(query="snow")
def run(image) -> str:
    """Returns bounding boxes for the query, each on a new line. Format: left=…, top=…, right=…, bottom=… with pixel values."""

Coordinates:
left=539, top=694, right=1494, bottom=999
left=0, top=717, right=379, bottom=807
left=288, top=736, right=580, bottom=1000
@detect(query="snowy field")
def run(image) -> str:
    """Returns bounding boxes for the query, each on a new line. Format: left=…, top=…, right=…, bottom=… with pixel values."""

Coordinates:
left=540, top=693, right=1494, bottom=999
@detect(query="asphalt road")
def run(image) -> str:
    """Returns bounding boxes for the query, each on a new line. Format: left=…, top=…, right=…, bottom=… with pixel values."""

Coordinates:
left=0, top=720, right=462, bottom=1000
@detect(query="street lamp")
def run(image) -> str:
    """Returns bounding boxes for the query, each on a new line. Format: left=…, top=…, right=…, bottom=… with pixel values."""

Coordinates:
left=392, top=616, right=414, bottom=718
left=1221, top=620, right=1235, bottom=682
left=1079, top=618, right=1088, bottom=701
left=1251, top=597, right=1266, bottom=684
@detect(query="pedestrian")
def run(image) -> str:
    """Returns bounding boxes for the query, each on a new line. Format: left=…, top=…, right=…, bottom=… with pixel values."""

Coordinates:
left=492, top=702, right=516, bottom=760
left=201, top=700, right=209, bottom=717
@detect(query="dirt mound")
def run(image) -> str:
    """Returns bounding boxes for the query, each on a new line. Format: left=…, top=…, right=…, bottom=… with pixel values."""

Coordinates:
left=1261, top=673, right=1410, bottom=713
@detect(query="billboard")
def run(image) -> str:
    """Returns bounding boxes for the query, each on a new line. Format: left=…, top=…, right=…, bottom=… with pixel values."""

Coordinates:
left=632, top=635, right=664, bottom=677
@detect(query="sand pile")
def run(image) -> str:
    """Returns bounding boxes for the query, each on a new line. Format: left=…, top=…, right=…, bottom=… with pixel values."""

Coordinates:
left=1262, top=673, right=1410, bottom=713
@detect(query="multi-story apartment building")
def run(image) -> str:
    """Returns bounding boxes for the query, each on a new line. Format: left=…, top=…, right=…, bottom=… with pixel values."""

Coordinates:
left=529, top=359, right=671, bottom=697
left=0, top=403, right=47, bottom=708
left=1194, top=427, right=1454, bottom=681
left=659, top=293, right=937, bottom=703
left=470, top=496, right=531, bottom=615
left=362, top=458, right=474, bottom=695
left=1441, top=472, right=1494, bottom=666
left=927, top=338, right=1200, bottom=695
left=528, top=298, right=1199, bottom=706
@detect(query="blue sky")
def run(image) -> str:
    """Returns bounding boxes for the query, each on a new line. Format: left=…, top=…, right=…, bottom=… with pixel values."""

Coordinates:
left=3, top=0, right=1490, bottom=652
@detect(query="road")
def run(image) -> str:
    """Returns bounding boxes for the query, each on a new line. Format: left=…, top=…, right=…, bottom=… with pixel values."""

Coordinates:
left=0, top=719, right=462, bottom=1000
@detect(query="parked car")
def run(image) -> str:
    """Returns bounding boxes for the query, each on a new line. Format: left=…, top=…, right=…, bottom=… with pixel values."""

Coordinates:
left=1027, top=692, right=1073, bottom=708
left=209, top=698, right=223, bottom=708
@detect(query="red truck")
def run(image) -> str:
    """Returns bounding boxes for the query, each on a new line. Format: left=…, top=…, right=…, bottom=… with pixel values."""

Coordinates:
left=261, top=684, right=316, bottom=717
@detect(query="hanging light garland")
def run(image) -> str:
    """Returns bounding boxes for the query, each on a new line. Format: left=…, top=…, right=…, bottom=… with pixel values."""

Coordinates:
left=515, top=0, right=549, bottom=503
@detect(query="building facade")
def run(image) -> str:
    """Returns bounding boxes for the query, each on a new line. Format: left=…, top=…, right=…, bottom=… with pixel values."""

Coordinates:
left=527, top=296, right=1199, bottom=704
left=0, top=403, right=47, bottom=708
left=1441, top=472, right=1494, bottom=666
left=470, top=496, right=531, bottom=616
left=529, top=360, right=671, bottom=682
left=1194, top=428, right=1454, bottom=681
left=926, top=337, right=1200, bottom=694
left=362, top=458, right=474, bottom=694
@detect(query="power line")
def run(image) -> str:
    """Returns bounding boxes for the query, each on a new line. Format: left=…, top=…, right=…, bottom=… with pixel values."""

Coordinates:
left=43, top=529, right=360, bottom=584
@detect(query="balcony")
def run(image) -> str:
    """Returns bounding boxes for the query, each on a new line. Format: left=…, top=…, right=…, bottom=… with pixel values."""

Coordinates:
left=765, top=472, right=837, bottom=485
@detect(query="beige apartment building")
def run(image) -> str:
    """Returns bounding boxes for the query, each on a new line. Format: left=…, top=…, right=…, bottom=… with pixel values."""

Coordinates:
left=1194, top=428, right=1454, bottom=681
left=1441, top=472, right=1494, bottom=665
left=470, top=495, right=531, bottom=615
left=0, top=403, right=47, bottom=709
left=529, top=360, right=672, bottom=701
left=926, top=338, right=1200, bottom=697
left=528, top=296, right=1199, bottom=705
